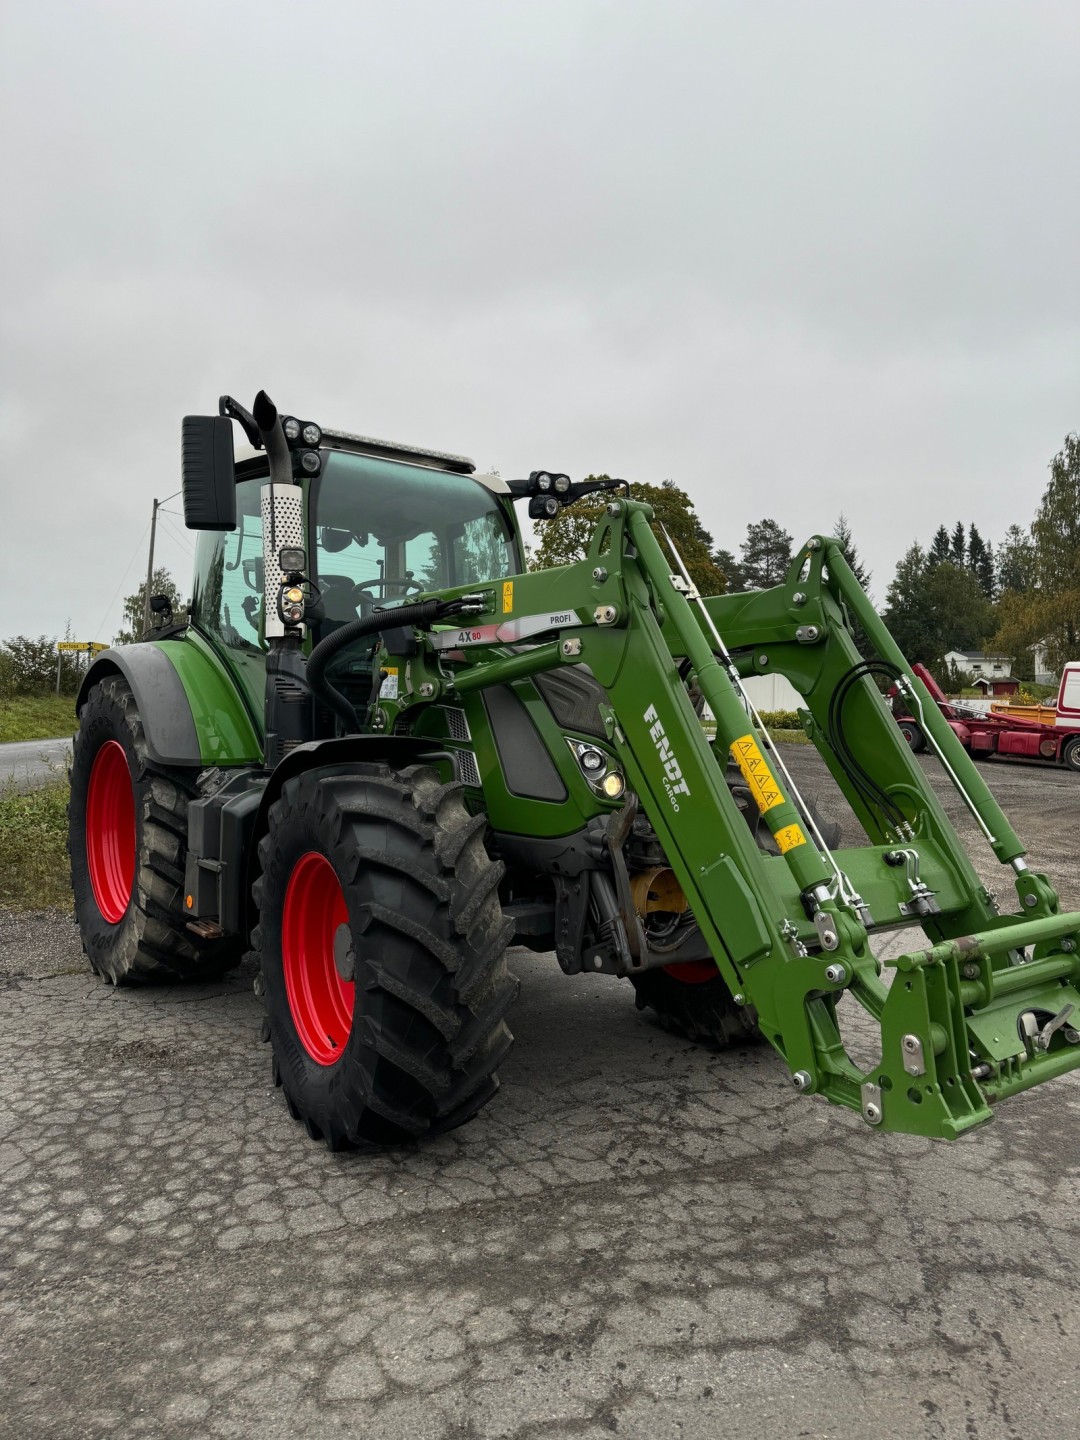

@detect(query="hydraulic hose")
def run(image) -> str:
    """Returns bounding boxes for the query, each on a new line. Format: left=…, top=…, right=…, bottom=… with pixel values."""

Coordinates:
left=306, top=598, right=444, bottom=735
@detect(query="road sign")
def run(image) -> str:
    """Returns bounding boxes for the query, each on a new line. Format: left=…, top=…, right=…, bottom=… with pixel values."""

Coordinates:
left=57, top=642, right=107, bottom=653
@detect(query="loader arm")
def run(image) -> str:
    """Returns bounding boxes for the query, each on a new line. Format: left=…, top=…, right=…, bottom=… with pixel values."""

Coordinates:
left=376, top=498, right=1080, bottom=1139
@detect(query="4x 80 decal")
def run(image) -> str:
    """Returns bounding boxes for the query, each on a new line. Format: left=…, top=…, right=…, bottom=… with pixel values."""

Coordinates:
left=427, top=610, right=580, bottom=649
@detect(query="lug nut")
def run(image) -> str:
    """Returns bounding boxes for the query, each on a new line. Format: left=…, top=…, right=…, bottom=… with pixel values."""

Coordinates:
left=791, top=1070, right=812, bottom=1092
left=592, top=566, right=608, bottom=582
left=823, top=963, right=847, bottom=984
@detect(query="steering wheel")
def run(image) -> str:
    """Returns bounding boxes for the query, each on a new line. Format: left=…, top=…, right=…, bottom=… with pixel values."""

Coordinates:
left=347, top=577, right=425, bottom=614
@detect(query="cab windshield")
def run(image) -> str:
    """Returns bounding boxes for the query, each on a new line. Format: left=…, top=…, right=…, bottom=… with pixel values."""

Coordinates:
left=311, top=451, right=519, bottom=629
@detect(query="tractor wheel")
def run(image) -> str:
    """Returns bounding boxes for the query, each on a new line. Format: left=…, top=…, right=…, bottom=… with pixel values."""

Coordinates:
left=630, top=779, right=839, bottom=1046
left=1063, top=737, right=1080, bottom=773
left=254, top=763, right=518, bottom=1149
left=630, top=964, right=759, bottom=1047
left=68, top=675, right=242, bottom=984
left=897, top=720, right=926, bottom=753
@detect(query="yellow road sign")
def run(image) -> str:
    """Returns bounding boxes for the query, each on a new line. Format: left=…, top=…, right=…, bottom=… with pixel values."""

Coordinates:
left=57, top=641, right=107, bottom=653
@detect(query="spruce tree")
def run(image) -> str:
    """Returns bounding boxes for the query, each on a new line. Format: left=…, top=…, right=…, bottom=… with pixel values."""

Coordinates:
left=739, top=519, right=794, bottom=590
left=832, top=513, right=871, bottom=592
left=928, top=525, right=951, bottom=567
left=967, top=524, right=995, bottom=600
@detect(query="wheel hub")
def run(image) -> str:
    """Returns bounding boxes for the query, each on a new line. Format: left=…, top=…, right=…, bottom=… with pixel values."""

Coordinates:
left=281, top=852, right=355, bottom=1065
left=85, top=740, right=135, bottom=924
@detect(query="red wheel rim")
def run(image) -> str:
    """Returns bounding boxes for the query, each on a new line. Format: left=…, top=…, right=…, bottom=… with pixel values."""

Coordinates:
left=85, top=740, right=136, bottom=924
left=662, top=960, right=718, bottom=985
left=281, top=852, right=355, bottom=1066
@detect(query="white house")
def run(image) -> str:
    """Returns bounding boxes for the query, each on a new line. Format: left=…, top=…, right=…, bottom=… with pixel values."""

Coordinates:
left=943, top=650, right=1012, bottom=680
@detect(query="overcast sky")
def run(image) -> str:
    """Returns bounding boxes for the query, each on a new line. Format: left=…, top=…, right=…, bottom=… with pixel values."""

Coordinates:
left=2, top=0, right=1077, bottom=641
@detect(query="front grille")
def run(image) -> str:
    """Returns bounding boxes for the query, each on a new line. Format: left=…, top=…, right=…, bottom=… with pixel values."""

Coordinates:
left=443, top=706, right=471, bottom=742
left=456, top=749, right=481, bottom=788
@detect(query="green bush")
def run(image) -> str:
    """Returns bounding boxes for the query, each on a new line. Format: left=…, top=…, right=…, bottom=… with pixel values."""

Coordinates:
left=0, top=634, right=82, bottom=697
left=758, top=709, right=803, bottom=731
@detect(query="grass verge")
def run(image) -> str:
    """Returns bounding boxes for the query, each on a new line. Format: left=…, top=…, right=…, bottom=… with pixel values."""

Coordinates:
left=0, top=781, right=71, bottom=910
left=0, top=694, right=79, bottom=744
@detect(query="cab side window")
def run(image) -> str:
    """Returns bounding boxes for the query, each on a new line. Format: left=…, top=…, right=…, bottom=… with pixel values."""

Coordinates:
left=191, top=477, right=265, bottom=650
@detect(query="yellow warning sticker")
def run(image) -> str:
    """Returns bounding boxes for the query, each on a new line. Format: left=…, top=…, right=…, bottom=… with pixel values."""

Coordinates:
left=730, top=734, right=785, bottom=812
left=502, top=580, right=514, bottom=614
left=774, top=823, right=807, bottom=854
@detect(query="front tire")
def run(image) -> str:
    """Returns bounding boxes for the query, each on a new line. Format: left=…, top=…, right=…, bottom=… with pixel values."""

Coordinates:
left=255, top=763, right=518, bottom=1149
left=1063, top=737, right=1080, bottom=773
left=68, top=676, right=241, bottom=984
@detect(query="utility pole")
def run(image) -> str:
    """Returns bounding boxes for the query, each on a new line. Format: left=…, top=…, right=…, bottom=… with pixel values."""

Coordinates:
left=142, top=497, right=160, bottom=638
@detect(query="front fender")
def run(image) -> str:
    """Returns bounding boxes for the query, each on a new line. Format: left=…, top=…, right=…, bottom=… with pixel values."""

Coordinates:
left=77, top=637, right=261, bottom=767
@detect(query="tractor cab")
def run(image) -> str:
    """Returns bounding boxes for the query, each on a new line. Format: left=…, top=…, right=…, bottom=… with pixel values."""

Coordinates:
left=188, top=415, right=523, bottom=733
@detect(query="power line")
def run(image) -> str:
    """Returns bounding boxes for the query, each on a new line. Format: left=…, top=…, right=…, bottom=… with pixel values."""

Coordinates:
left=92, top=517, right=151, bottom=641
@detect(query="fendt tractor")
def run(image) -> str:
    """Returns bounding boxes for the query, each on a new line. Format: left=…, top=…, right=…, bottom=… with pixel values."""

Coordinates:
left=68, top=392, right=1080, bottom=1150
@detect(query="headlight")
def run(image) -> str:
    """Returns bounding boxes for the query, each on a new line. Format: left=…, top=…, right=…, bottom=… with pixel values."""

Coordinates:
left=300, top=450, right=321, bottom=474
left=536, top=472, right=552, bottom=492
left=566, top=737, right=626, bottom=800
left=553, top=474, right=571, bottom=495
left=302, top=422, right=321, bottom=446
left=282, top=416, right=301, bottom=442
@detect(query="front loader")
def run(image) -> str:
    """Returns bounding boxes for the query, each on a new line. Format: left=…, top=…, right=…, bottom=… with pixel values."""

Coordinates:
left=68, top=391, right=1080, bottom=1148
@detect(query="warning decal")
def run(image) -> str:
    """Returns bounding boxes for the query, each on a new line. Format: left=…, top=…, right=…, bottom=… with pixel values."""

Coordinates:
left=502, top=580, right=514, bottom=613
left=730, top=734, right=785, bottom=812
left=379, top=667, right=399, bottom=700
left=774, top=823, right=806, bottom=854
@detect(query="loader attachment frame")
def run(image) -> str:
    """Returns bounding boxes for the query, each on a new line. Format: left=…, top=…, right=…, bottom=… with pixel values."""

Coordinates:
left=376, top=498, right=1080, bottom=1139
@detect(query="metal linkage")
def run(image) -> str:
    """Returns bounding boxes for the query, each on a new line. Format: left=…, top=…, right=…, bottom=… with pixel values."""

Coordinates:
left=658, top=522, right=861, bottom=917
left=894, top=676, right=999, bottom=852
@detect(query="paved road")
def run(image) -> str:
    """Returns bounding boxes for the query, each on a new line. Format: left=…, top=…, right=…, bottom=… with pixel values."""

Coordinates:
left=0, top=736, right=72, bottom=792
left=1, top=753, right=1078, bottom=1439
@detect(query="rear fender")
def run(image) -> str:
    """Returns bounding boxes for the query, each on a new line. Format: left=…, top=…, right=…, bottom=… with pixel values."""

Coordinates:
left=77, top=639, right=261, bottom=767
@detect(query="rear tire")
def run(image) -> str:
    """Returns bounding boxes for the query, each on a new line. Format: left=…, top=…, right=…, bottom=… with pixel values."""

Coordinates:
left=68, top=675, right=242, bottom=984
left=630, top=772, right=839, bottom=1046
left=897, top=720, right=926, bottom=753
left=631, top=965, right=759, bottom=1047
left=255, top=763, right=518, bottom=1149
left=1063, top=737, right=1080, bottom=773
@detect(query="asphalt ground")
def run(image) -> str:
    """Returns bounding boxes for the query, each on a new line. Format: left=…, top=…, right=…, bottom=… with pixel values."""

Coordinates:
left=0, top=737, right=72, bottom=793
left=2, top=751, right=1078, bottom=1440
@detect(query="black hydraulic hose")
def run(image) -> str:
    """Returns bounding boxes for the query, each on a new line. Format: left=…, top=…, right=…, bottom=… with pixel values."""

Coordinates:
left=306, top=598, right=444, bottom=735
left=827, top=660, right=907, bottom=831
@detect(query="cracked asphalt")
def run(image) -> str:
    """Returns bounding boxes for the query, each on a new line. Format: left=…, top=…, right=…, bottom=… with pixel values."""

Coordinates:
left=1, top=753, right=1078, bottom=1439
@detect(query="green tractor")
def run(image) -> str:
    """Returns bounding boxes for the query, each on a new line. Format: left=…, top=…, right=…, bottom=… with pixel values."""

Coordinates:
left=68, top=391, right=1080, bottom=1149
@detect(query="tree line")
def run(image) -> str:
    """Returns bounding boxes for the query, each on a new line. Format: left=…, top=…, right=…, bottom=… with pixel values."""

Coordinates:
left=531, top=431, right=1078, bottom=681
left=5, top=433, right=1076, bottom=698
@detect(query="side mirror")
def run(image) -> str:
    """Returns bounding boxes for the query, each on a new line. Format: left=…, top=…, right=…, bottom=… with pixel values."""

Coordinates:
left=182, top=416, right=237, bottom=531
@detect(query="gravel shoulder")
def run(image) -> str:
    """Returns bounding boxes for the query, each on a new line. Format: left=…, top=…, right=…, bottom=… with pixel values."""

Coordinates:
left=1, top=754, right=1078, bottom=1440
